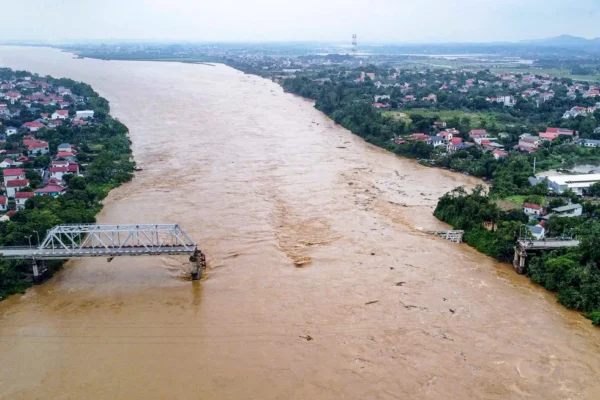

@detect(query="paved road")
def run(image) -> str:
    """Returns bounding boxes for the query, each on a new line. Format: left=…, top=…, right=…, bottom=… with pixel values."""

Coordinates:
left=518, top=240, right=580, bottom=250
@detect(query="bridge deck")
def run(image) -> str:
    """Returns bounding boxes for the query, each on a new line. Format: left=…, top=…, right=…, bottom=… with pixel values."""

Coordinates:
left=0, top=245, right=197, bottom=260
left=517, top=240, right=580, bottom=250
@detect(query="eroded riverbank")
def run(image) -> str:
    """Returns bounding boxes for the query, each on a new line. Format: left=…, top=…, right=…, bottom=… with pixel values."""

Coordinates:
left=0, top=47, right=599, bottom=400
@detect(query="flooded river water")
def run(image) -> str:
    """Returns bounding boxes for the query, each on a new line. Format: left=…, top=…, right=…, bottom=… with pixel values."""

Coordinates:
left=0, top=47, right=599, bottom=399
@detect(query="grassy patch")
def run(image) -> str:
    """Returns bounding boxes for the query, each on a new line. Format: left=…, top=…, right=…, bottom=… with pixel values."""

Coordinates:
left=489, top=68, right=600, bottom=83
left=381, top=111, right=411, bottom=122
left=502, top=195, right=546, bottom=207
left=88, top=144, right=104, bottom=152
left=503, top=195, right=528, bottom=207
left=384, top=109, right=503, bottom=127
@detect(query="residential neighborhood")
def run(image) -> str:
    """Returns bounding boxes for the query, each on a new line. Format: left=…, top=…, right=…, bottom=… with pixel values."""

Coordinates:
left=0, top=72, right=98, bottom=219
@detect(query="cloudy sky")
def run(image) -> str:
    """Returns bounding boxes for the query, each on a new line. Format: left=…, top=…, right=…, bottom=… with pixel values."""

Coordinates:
left=2, top=0, right=599, bottom=43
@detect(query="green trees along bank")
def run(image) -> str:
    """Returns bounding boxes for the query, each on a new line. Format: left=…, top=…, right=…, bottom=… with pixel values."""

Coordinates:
left=434, top=186, right=600, bottom=325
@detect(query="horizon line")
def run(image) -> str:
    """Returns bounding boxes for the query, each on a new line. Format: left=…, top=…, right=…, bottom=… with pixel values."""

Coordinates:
left=0, top=34, right=598, bottom=47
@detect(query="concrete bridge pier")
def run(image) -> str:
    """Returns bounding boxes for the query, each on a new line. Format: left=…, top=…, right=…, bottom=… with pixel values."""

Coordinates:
left=32, top=260, right=48, bottom=284
left=513, top=248, right=527, bottom=275
left=190, top=250, right=207, bottom=281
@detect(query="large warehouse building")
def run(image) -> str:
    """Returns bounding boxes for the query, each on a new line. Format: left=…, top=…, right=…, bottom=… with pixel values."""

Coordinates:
left=546, top=173, right=600, bottom=195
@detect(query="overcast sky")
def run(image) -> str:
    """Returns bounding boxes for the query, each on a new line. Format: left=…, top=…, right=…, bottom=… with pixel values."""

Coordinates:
left=2, top=0, right=599, bottom=43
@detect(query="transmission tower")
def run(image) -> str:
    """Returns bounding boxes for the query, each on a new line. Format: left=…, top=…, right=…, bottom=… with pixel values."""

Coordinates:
left=352, top=34, right=357, bottom=56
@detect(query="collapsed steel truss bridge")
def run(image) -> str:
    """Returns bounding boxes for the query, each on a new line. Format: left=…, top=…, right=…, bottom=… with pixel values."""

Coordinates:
left=0, top=224, right=206, bottom=281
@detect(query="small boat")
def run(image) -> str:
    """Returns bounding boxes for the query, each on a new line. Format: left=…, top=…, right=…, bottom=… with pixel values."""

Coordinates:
left=134, top=166, right=143, bottom=172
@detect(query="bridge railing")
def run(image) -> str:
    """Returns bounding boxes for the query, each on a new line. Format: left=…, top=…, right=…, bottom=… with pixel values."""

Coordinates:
left=0, top=246, right=38, bottom=251
left=38, top=223, right=196, bottom=253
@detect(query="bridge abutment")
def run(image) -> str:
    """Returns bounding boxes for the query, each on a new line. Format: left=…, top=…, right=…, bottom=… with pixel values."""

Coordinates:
left=513, top=248, right=527, bottom=275
left=32, top=260, right=48, bottom=284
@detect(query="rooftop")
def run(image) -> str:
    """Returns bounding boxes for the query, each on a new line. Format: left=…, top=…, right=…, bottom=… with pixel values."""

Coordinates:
left=3, top=168, right=24, bottom=177
left=528, top=225, right=545, bottom=235
left=6, top=179, right=29, bottom=187
left=523, top=203, right=542, bottom=210
left=15, top=191, right=35, bottom=199
left=35, top=184, right=66, bottom=194
left=547, top=173, right=600, bottom=185
left=553, top=204, right=583, bottom=213
left=580, top=139, right=600, bottom=145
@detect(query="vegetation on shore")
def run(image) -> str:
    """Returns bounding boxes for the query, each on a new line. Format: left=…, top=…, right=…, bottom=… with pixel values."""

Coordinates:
left=434, top=185, right=600, bottom=325
left=0, top=69, right=134, bottom=300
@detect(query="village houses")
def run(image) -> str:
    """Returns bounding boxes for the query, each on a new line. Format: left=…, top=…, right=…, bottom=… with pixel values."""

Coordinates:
left=0, top=73, right=94, bottom=218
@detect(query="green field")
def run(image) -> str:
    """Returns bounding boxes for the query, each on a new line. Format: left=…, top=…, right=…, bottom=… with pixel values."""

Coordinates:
left=499, top=195, right=546, bottom=209
left=489, top=67, right=600, bottom=83
left=396, top=58, right=600, bottom=83
left=382, top=109, right=503, bottom=127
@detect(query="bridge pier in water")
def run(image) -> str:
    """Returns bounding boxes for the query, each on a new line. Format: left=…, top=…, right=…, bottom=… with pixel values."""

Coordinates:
left=190, top=250, right=207, bottom=281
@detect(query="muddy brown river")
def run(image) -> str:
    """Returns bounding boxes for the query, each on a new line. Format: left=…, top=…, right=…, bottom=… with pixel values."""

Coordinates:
left=0, top=47, right=599, bottom=399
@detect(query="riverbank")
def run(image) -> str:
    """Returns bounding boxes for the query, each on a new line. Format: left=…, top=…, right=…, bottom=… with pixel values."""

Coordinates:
left=0, top=68, right=134, bottom=300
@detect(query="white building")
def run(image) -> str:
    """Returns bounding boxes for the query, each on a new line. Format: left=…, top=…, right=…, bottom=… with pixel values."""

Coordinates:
left=76, top=110, right=94, bottom=119
left=51, top=110, right=69, bottom=120
left=6, top=179, right=29, bottom=198
left=27, top=141, right=50, bottom=156
left=0, top=158, right=14, bottom=168
left=57, top=143, right=72, bottom=153
left=374, top=95, right=391, bottom=103
left=523, top=203, right=543, bottom=216
left=49, top=166, right=68, bottom=180
left=527, top=225, right=545, bottom=240
left=546, top=173, right=600, bottom=195
left=538, top=92, right=554, bottom=102
left=552, top=203, right=583, bottom=217
left=563, top=106, right=588, bottom=119
left=428, top=136, right=445, bottom=148
left=5, top=126, right=18, bottom=136
left=3, top=168, right=25, bottom=186
left=496, top=95, right=516, bottom=107
left=579, top=139, right=600, bottom=148
left=15, top=191, right=35, bottom=210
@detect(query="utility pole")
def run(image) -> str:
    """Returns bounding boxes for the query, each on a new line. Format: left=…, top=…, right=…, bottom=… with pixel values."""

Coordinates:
left=533, top=157, right=536, bottom=175
left=25, top=235, right=32, bottom=249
